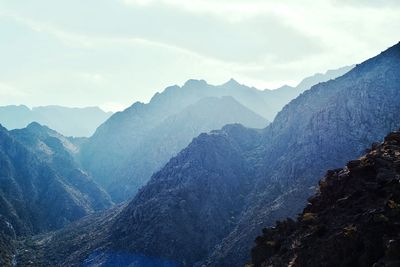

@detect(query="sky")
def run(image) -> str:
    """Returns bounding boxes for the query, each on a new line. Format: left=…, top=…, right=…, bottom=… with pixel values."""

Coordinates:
left=0, top=0, right=399, bottom=112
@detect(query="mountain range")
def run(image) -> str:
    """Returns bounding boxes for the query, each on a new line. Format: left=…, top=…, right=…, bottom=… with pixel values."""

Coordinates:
left=0, top=105, right=112, bottom=137
left=0, top=123, right=112, bottom=266
left=80, top=66, right=352, bottom=202
left=12, top=43, right=400, bottom=266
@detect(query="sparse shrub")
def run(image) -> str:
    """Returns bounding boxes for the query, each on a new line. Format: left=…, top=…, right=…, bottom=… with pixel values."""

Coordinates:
left=302, top=213, right=317, bottom=222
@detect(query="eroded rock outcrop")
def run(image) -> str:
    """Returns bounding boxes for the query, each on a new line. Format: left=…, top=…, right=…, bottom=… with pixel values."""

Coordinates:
left=251, top=131, right=400, bottom=267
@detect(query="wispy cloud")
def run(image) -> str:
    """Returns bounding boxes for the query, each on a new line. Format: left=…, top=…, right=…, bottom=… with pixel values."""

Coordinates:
left=0, top=0, right=398, bottom=108
left=1, top=10, right=265, bottom=73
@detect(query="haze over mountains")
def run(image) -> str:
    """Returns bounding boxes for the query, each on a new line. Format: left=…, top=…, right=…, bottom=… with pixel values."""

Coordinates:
left=0, top=0, right=398, bottom=265
left=0, top=122, right=113, bottom=265
left=80, top=66, right=352, bottom=202
left=80, top=95, right=268, bottom=202
left=0, top=105, right=112, bottom=137
left=8, top=43, right=399, bottom=267
left=0, top=122, right=112, bottom=231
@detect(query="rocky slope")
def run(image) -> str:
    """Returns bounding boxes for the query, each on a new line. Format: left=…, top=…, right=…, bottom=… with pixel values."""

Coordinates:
left=251, top=131, right=400, bottom=267
left=80, top=67, right=351, bottom=202
left=110, top=124, right=261, bottom=265
left=0, top=123, right=112, bottom=266
left=0, top=105, right=112, bottom=137
left=81, top=95, right=268, bottom=202
left=11, top=122, right=113, bottom=212
left=106, top=96, right=267, bottom=201
left=16, top=44, right=397, bottom=267
left=111, top=42, right=399, bottom=266
left=205, top=41, right=400, bottom=267
left=0, top=217, right=16, bottom=267
left=15, top=124, right=261, bottom=267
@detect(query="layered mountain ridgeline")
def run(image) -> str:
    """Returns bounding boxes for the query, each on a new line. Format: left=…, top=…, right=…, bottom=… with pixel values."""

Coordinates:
left=81, top=95, right=268, bottom=202
left=204, top=42, right=400, bottom=266
left=251, top=131, right=400, bottom=267
left=110, top=43, right=400, bottom=266
left=105, top=96, right=267, bottom=201
left=0, top=105, right=112, bottom=137
left=81, top=67, right=351, bottom=202
left=16, top=43, right=399, bottom=267
left=110, top=124, right=261, bottom=265
left=293, top=65, right=354, bottom=92
left=15, top=124, right=261, bottom=267
left=0, top=123, right=112, bottom=266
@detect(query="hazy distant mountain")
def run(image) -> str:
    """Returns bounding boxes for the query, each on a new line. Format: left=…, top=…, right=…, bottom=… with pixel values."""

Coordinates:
left=294, top=65, right=355, bottom=92
left=82, top=96, right=267, bottom=202
left=266, top=65, right=354, bottom=118
left=81, top=66, right=352, bottom=202
left=0, top=105, right=112, bottom=137
left=20, top=43, right=399, bottom=267
left=251, top=131, right=400, bottom=267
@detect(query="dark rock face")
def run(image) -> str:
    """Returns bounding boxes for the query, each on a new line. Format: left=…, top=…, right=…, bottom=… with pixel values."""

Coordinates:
left=80, top=67, right=351, bottom=202
left=251, top=130, right=400, bottom=267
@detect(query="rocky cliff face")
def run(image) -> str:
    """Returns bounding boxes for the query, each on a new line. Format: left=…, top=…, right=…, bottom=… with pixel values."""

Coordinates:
left=251, top=131, right=400, bottom=267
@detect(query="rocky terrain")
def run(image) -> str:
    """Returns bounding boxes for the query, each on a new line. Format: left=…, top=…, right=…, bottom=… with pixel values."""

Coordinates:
left=99, top=96, right=267, bottom=202
left=251, top=131, right=400, bottom=267
left=15, top=43, right=399, bottom=267
left=205, top=41, right=400, bottom=267
left=80, top=67, right=352, bottom=202
left=80, top=90, right=269, bottom=202
left=0, top=123, right=112, bottom=266
left=11, top=122, right=113, bottom=212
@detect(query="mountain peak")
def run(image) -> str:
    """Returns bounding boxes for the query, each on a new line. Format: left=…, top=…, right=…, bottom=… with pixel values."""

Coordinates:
left=183, top=79, right=208, bottom=88
left=25, top=122, right=57, bottom=137
left=0, top=123, right=7, bottom=132
left=27, top=121, right=45, bottom=130
left=223, top=78, right=241, bottom=87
